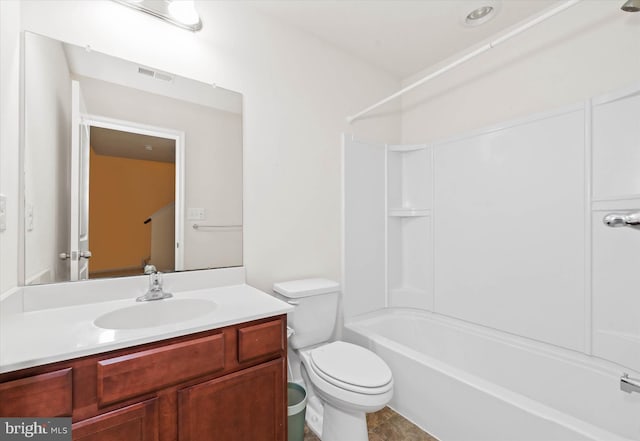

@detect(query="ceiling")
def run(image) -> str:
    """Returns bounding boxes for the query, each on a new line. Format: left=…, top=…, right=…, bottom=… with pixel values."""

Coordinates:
left=91, top=127, right=176, bottom=163
left=64, top=41, right=242, bottom=115
left=250, top=0, right=560, bottom=78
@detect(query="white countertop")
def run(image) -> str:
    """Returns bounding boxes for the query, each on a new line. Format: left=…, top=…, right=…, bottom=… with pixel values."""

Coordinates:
left=0, top=284, right=292, bottom=374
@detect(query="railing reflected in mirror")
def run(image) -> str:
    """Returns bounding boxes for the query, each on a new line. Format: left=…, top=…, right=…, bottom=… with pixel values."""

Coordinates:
left=22, top=32, right=243, bottom=286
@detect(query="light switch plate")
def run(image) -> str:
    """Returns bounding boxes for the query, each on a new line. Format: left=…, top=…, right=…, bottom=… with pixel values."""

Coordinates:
left=0, top=194, right=6, bottom=232
left=187, top=207, right=206, bottom=220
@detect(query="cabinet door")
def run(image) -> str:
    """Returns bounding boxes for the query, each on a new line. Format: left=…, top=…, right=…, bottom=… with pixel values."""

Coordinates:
left=178, top=358, right=285, bottom=441
left=0, top=368, right=72, bottom=417
left=73, top=399, right=158, bottom=441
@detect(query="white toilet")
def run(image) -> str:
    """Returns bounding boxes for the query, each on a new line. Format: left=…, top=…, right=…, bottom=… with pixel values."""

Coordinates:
left=274, top=279, right=393, bottom=441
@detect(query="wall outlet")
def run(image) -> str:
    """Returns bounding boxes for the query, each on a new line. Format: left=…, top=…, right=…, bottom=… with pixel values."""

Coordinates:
left=187, top=207, right=206, bottom=221
left=0, top=194, right=6, bottom=232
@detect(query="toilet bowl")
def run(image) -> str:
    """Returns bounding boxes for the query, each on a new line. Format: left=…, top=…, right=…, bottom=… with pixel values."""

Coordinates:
left=274, top=279, right=394, bottom=441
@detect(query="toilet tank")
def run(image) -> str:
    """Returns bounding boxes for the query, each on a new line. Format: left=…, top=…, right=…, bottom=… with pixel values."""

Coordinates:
left=273, top=278, right=340, bottom=349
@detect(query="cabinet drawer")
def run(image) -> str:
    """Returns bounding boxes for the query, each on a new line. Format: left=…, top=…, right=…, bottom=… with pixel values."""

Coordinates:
left=0, top=368, right=72, bottom=417
left=97, top=334, right=224, bottom=406
left=237, top=319, right=284, bottom=363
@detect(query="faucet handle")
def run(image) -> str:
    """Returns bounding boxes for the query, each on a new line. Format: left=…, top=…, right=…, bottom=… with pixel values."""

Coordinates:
left=144, top=264, right=157, bottom=275
left=621, top=373, right=640, bottom=394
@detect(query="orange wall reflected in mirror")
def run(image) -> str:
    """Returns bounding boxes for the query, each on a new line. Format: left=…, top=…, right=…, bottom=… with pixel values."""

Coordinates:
left=88, top=147, right=175, bottom=277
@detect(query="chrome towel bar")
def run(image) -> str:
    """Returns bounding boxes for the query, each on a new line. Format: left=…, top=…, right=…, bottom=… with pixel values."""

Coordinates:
left=192, top=224, right=241, bottom=230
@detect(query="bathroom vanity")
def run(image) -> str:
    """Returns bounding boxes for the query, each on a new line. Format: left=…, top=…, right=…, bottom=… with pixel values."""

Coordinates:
left=0, top=316, right=286, bottom=440
left=0, top=270, right=292, bottom=441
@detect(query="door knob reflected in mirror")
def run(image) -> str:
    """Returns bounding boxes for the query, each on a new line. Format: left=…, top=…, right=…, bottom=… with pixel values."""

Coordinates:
left=59, top=251, right=92, bottom=260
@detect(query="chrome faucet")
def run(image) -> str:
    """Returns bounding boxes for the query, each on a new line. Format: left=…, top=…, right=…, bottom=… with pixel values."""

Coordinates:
left=136, top=267, right=173, bottom=302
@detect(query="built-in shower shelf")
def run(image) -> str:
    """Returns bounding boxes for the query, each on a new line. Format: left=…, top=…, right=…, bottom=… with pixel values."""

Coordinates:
left=387, top=144, right=428, bottom=153
left=389, top=208, right=431, bottom=217
left=389, top=287, right=426, bottom=297
left=388, top=287, right=431, bottom=309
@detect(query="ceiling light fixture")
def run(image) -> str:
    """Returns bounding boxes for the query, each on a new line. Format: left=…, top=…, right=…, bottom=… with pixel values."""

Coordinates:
left=464, top=4, right=498, bottom=27
left=621, top=0, right=640, bottom=12
left=112, top=0, right=203, bottom=32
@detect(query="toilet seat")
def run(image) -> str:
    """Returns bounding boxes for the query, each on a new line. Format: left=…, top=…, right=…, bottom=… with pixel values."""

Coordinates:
left=309, top=342, right=393, bottom=395
left=299, top=341, right=394, bottom=415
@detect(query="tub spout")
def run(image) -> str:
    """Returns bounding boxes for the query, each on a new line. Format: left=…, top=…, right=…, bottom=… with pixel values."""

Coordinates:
left=620, top=373, right=640, bottom=394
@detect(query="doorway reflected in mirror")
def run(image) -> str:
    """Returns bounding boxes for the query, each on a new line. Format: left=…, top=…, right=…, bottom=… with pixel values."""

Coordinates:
left=88, top=126, right=176, bottom=279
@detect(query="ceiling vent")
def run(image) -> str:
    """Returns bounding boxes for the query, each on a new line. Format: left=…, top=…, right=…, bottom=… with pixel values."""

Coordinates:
left=138, top=67, right=154, bottom=77
left=137, top=66, right=174, bottom=83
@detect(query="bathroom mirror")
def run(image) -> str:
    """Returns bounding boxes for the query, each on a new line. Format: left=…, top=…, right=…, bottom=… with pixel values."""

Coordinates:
left=22, top=32, right=243, bottom=285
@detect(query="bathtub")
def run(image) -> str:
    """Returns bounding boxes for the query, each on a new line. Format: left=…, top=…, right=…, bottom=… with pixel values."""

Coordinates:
left=343, top=308, right=640, bottom=441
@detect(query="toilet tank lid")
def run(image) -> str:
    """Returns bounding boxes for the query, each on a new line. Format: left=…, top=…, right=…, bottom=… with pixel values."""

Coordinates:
left=273, top=278, right=340, bottom=298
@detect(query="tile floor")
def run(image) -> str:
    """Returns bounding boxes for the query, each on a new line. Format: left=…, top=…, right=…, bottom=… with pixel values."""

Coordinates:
left=303, top=407, right=438, bottom=441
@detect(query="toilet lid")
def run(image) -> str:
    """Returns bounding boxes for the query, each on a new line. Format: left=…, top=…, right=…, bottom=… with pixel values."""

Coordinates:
left=310, top=341, right=392, bottom=390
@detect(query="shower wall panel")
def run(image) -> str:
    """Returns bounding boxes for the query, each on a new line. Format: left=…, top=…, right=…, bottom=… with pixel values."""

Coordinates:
left=343, top=136, right=387, bottom=318
left=591, top=86, right=640, bottom=372
left=343, top=84, right=640, bottom=371
left=433, top=107, right=586, bottom=351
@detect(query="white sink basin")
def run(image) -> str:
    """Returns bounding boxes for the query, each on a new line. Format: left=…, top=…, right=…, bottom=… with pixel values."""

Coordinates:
left=94, top=298, right=217, bottom=330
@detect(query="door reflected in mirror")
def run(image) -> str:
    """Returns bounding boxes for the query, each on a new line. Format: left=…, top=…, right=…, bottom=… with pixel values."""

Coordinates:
left=23, top=32, right=243, bottom=286
left=88, top=126, right=176, bottom=279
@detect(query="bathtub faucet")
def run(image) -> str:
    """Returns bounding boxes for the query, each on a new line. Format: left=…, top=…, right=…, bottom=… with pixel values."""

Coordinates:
left=620, top=373, right=640, bottom=394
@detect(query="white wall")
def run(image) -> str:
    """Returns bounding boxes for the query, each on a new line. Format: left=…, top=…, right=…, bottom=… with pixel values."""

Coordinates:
left=78, top=76, right=243, bottom=271
left=0, top=0, right=400, bottom=295
left=401, top=1, right=640, bottom=144
left=0, top=0, right=22, bottom=294
left=23, top=33, right=72, bottom=284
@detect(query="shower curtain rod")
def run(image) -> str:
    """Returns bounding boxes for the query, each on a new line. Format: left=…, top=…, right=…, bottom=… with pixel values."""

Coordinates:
left=346, top=0, right=582, bottom=124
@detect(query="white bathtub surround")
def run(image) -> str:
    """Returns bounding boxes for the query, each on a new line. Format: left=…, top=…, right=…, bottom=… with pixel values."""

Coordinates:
left=590, top=86, right=640, bottom=374
left=345, top=103, right=588, bottom=349
left=0, top=267, right=292, bottom=373
left=344, top=84, right=640, bottom=364
left=343, top=83, right=640, bottom=441
left=345, top=309, right=640, bottom=441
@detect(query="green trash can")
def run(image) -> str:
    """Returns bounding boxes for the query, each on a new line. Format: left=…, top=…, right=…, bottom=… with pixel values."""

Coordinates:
left=287, top=382, right=307, bottom=441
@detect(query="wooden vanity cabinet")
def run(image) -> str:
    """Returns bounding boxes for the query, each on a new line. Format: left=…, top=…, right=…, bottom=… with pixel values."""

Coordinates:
left=0, top=315, right=287, bottom=441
